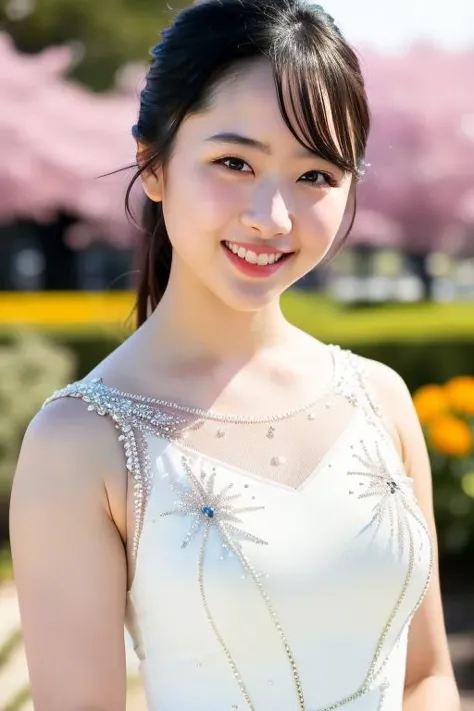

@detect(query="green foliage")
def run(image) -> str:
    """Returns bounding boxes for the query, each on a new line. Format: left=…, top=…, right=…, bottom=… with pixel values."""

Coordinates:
left=0, top=626, right=30, bottom=711
left=0, top=544, right=13, bottom=581
left=282, top=293, right=474, bottom=344
left=0, top=628, right=22, bottom=668
left=0, top=295, right=473, bottom=555
left=2, top=686, right=31, bottom=711
left=3, top=294, right=472, bottom=393
left=0, top=332, right=73, bottom=709
left=0, top=330, right=75, bottom=495
left=430, top=454, right=474, bottom=556
left=1, top=0, right=189, bottom=91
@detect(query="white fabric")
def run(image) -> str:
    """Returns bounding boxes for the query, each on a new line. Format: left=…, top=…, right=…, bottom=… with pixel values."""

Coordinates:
left=123, top=375, right=432, bottom=710
left=46, top=347, right=433, bottom=711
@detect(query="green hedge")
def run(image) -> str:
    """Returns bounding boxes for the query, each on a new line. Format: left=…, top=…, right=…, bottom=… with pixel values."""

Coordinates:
left=34, top=334, right=474, bottom=394
left=2, top=295, right=473, bottom=392
left=1, top=294, right=473, bottom=556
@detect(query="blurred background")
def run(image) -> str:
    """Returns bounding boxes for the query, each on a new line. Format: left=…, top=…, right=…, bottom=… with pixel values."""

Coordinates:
left=0, top=0, right=473, bottom=708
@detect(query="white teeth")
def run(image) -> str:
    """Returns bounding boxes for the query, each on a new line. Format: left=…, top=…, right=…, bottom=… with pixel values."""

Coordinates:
left=224, top=241, right=285, bottom=266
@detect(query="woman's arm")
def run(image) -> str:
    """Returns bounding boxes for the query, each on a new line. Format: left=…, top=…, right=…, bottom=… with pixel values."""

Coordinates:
left=10, top=398, right=129, bottom=711
left=367, top=360, right=461, bottom=711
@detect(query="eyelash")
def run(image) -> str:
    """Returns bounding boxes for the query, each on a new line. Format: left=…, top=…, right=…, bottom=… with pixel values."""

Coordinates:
left=213, top=156, right=338, bottom=188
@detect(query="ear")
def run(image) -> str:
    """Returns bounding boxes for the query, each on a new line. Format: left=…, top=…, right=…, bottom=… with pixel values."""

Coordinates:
left=136, top=140, right=164, bottom=202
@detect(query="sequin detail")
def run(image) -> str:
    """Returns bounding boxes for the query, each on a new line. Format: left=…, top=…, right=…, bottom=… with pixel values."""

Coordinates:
left=42, top=349, right=434, bottom=711
left=377, top=680, right=389, bottom=710
left=43, top=377, right=188, bottom=559
left=348, top=440, right=426, bottom=557
left=344, top=439, right=433, bottom=689
left=160, top=457, right=268, bottom=550
left=161, top=457, right=307, bottom=711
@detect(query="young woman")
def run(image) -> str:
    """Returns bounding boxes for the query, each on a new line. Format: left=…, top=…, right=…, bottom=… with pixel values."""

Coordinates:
left=10, top=1, right=460, bottom=710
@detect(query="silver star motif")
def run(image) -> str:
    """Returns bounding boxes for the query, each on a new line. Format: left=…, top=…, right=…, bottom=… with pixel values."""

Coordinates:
left=348, top=440, right=426, bottom=556
left=160, top=457, right=268, bottom=550
left=346, top=393, right=358, bottom=407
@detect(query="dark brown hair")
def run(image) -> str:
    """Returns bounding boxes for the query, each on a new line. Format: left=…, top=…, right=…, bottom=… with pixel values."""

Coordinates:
left=127, top=0, right=370, bottom=327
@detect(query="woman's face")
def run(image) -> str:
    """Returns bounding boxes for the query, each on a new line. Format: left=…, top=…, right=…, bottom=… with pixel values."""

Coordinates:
left=141, top=58, right=353, bottom=312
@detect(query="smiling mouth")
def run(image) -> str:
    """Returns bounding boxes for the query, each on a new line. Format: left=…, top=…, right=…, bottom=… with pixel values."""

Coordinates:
left=221, top=240, right=293, bottom=266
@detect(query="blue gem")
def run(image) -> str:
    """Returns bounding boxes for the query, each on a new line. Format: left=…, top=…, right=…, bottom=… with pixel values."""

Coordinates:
left=202, top=506, right=214, bottom=518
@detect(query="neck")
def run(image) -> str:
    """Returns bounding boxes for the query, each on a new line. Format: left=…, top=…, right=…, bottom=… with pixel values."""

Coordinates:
left=145, top=261, right=292, bottom=365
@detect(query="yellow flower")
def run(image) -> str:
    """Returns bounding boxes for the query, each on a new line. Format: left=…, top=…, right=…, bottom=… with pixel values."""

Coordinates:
left=444, top=377, right=474, bottom=416
left=429, top=416, right=472, bottom=457
left=413, top=384, right=448, bottom=424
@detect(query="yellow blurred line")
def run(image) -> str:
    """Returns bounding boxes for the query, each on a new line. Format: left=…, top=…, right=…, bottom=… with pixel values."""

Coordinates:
left=0, top=291, right=136, bottom=326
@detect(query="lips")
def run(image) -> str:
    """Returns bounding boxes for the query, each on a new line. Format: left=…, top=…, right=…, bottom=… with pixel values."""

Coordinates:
left=221, top=241, right=293, bottom=277
left=222, top=240, right=293, bottom=266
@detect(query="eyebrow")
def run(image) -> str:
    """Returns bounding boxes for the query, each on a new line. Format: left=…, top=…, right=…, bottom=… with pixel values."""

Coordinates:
left=205, top=132, right=322, bottom=160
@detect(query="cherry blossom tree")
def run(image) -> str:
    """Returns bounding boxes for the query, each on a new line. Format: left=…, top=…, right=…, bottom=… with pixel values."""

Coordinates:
left=352, top=46, right=474, bottom=256
left=1, top=34, right=473, bottom=258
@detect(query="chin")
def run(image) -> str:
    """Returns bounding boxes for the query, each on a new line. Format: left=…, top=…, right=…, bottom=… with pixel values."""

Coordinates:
left=211, top=282, right=282, bottom=313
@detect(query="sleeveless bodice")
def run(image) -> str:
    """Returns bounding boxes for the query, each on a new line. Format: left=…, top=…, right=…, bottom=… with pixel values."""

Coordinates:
left=44, top=346, right=433, bottom=711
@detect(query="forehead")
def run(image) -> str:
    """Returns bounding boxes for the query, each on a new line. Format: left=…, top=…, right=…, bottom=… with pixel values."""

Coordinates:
left=183, top=58, right=341, bottom=155
left=189, top=59, right=289, bottom=137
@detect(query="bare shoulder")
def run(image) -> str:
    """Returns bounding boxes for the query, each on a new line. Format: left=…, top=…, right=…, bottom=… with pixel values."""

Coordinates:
left=12, top=395, right=128, bottom=536
left=359, top=356, right=413, bottom=410
left=10, top=399, right=129, bottom=710
left=356, top=355, right=427, bottom=469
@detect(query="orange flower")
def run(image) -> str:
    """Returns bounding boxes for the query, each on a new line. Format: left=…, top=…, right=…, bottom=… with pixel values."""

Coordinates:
left=429, top=416, right=472, bottom=457
left=444, top=377, right=474, bottom=416
left=413, top=384, right=448, bottom=424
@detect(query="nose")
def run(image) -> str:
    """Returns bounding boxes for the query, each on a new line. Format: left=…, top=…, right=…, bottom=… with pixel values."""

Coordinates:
left=240, top=185, right=293, bottom=238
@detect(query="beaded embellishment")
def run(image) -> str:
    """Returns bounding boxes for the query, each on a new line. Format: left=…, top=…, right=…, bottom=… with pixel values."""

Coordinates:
left=43, top=377, right=188, bottom=558
left=42, top=344, right=347, bottom=557
left=43, top=348, right=434, bottom=711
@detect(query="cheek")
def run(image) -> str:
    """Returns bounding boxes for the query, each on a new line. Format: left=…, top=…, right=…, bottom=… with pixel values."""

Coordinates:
left=168, top=163, right=242, bottom=234
left=300, top=191, right=350, bottom=252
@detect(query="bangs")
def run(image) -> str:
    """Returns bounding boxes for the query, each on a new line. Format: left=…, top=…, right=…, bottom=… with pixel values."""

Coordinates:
left=272, top=54, right=368, bottom=179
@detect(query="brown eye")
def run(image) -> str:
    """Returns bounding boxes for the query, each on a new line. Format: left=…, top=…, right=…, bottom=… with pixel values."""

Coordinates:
left=299, top=170, right=337, bottom=187
left=214, top=157, right=253, bottom=173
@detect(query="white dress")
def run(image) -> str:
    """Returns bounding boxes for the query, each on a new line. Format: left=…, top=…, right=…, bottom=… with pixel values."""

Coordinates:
left=45, top=345, right=433, bottom=711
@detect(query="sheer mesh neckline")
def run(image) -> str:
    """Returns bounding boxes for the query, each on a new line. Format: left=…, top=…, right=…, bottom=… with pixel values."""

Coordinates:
left=44, top=343, right=373, bottom=560
left=89, top=343, right=341, bottom=426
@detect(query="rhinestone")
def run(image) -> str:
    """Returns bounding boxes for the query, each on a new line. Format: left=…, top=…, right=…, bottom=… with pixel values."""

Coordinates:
left=267, top=425, right=275, bottom=438
left=43, top=348, right=433, bottom=711
left=307, top=412, right=316, bottom=420
left=271, top=455, right=286, bottom=466
left=216, top=428, right=226, bottom=438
